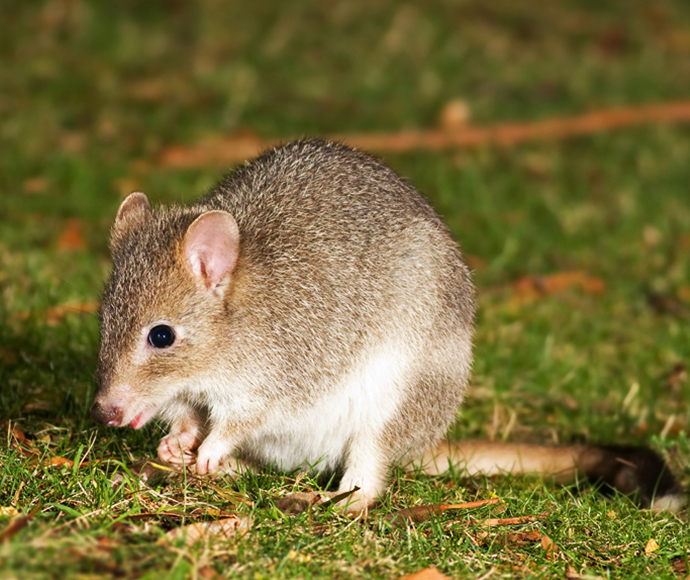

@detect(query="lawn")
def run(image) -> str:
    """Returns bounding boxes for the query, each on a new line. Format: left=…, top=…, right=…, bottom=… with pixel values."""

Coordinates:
left=1, top=0, right=690, bottom=578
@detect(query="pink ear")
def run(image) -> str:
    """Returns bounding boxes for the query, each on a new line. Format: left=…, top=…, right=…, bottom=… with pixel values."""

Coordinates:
left=183, top=211, right=240, bottom=291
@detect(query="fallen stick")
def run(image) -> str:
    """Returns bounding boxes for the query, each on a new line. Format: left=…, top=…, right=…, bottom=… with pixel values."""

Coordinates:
left=383, top=497, right=500, bottom=526
left=158, top=100, right=690, bottom=168
left=481, top=514, right=546, bottom=527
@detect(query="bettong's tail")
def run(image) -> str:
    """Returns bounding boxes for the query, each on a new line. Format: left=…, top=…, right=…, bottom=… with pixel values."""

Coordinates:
left=414, top=440, right=684, bottom=513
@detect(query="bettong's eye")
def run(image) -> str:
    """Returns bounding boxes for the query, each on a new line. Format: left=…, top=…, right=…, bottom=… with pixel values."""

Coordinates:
left=148, top=325, right=176, bottom=348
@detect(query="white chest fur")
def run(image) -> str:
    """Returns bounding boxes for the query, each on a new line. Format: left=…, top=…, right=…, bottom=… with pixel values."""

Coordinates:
left=240, top=342, right=412, bottom=472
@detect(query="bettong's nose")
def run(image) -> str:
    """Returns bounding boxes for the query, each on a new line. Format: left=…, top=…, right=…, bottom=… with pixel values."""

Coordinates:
left=90, top=401, right=123, bottom=427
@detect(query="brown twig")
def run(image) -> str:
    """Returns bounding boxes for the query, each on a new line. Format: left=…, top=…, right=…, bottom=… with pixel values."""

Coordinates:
left=481, top=514, right=546, bottom=527
left=439, top=498, right=501, bottom=510
left=383, top=497, right=500, bottom=526
left=158, top=100, right=690, bottom=169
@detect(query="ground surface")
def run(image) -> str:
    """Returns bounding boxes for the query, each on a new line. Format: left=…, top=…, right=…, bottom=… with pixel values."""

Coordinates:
left=1, top=0, right=690, bottom=578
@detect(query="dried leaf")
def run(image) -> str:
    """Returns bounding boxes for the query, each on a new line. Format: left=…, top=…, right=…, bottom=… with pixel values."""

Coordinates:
left=439, top=99, right=470, bottom=131
left=505, top=529, right=542, bottom=545
left=645, top=538, right=660, bottom=554
left=57, top=218, right=86, bottom=251
left=541, top=533, right=558, bottom=560
left=0, top=507, right=20, bottom=517
left=30, top=455, right=94, bottom=469
left=565, top=564, right=580, bottom=579
left=397, top=567, right=453, bottom=580
left=670, top=555, right=687, bottom=575
left=23, top=177, right=49, bottom=194
left=14, top=445, right=94, bottom=470
left=109, top=458, right=180, bottom=488
left=205, top=483, right=255, bottom=508
left=198, top=567, right=222, bottom=580
left=10, top=481, right=21, bottom=509
left=2, top=422, right=30, bottom=445
left=163, top=515, right=252, bottom=546
left=12, top=446, right=34, bottom=459
left=48, top=456, right=75, bottom=468
left=471, top=527, right=543, bottom=549
left=318, top=487, right=362, bottom=510
left=275, top=487, right=360, bottom=515
left=275, top=492, right=325, bottom=515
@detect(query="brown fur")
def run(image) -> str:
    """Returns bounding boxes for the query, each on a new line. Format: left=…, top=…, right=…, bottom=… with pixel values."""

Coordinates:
left=93, top=139, right=474, bottom=510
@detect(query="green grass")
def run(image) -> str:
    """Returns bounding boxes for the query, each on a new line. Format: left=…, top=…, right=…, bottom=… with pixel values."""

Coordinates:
left=1, top=0, right=690, bottom=578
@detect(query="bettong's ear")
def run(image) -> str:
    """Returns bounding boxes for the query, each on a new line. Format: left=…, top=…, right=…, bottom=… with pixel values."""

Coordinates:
left=110, top=192, right=151, bottom=253
left=182, top=210, right=240, bottom=291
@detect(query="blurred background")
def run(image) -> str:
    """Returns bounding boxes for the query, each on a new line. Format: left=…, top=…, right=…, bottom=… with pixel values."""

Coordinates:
left=1, top=0, right=690, bottom=451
